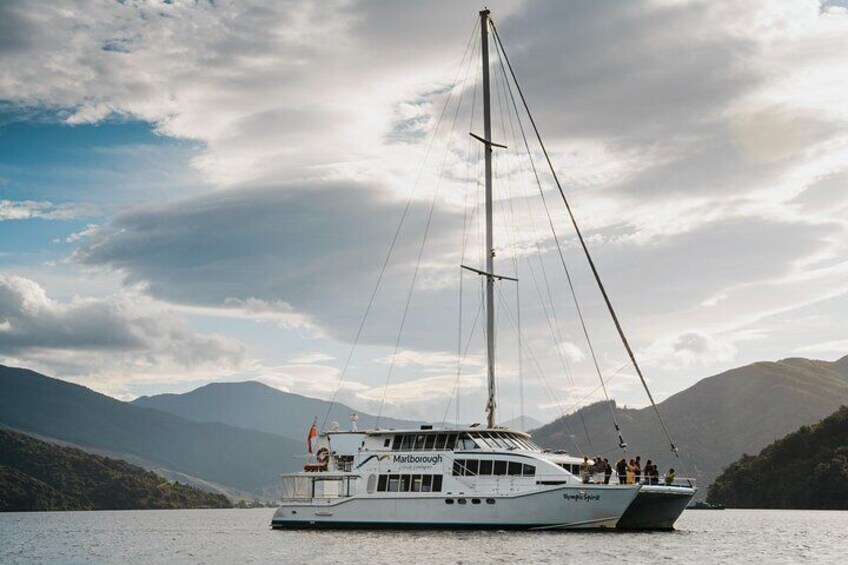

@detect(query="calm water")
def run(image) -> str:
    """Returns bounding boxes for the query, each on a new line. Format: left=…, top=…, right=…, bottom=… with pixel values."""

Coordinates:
left=1, top=508, right=846, bottom=564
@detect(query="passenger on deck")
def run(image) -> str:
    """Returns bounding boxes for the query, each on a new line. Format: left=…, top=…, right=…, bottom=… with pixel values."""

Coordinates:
left=634, top=456, right=642, bottom=484
left=593, top=455, right=604, bottom=482
left=626, top=458, right=636, bottom=485
left=580, top=456, right=592, bottom=484
left=665, top=468, right=676, bottom=486
left=645, top=460, right=657, bottom=485
left=603, top=458, right=612, bottom=484
left=616, top=458, right=627, bottom=484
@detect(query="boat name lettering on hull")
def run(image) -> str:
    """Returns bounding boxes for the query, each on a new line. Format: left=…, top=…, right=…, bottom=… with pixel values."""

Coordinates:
left=563, top=493, right=600, bottom=502
left=392, top=454, right=443, bottom=465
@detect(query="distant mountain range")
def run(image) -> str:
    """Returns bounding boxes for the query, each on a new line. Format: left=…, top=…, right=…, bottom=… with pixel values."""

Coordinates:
left=132, top=380, right=420, bottom=442
left=3, top=355, right=846, bottom=502
left=0, top=428, right=230, bottom=511
left=0, top=365, right=303, bottom=499
left=531, top=356, right=848, bottom=490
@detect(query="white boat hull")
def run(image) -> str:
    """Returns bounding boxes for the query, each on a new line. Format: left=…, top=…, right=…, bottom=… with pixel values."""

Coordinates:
left=272, top=484, right=640, bottom=530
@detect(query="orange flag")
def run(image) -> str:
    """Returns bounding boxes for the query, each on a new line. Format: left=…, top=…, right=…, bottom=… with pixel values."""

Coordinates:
left=306, top=418, right=318, bottom=454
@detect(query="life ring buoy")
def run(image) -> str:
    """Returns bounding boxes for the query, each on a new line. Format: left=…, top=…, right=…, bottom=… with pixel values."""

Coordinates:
left=316, top=447, right=330, bottom=465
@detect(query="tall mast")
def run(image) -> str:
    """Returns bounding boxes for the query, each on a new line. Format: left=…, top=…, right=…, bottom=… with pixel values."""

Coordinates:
left=480, top=9, right=496, bottom=429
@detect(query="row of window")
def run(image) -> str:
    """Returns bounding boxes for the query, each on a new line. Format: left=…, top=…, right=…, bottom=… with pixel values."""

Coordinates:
left=387, top=431, right=542, bottom=452
left=376, top=474, right=444, bottom=493
left=445, top=498, right=496, bottom=505
left=452, top=459, right=536, bottom=477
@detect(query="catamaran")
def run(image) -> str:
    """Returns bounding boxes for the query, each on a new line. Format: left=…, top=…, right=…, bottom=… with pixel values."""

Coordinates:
left=272, top=9, right=694, bottom=531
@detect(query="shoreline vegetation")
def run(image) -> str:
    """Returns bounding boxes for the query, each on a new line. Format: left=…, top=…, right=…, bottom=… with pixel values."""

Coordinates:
left=707, top=406, right=848, bottom=510
left=0, top=429, right=232, bottom=512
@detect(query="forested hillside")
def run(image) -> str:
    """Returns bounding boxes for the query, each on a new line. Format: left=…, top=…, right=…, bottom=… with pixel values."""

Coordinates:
left=707, top=406, right=848, bottom=509
left=0, top=429, right=231, bottom=511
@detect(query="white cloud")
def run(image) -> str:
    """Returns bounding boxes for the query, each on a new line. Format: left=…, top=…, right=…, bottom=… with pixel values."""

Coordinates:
left=641, top=331, right=738, bottom=370
left=0, top=275, right=247, bottom=391
left=289, top=352, right=335, bottom=364
left=0, top=200, right=99, bottom=221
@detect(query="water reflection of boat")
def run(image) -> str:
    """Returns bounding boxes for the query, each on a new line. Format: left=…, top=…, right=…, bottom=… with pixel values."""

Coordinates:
left=688, top=500, right=725, bottom=510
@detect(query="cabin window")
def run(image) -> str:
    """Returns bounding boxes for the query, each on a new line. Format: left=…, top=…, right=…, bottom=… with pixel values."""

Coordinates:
left=413, top=434, right=427, bottom=450
left=433, top=475, right=443, bottom=492
left=434, top=434, right=447, bottom=450
left=377, top=474, right=443, bottom=493
left=383, top=438, right=391, bottom=448
left=479, top=459, right=493, bottom=475
left=388, top=475, right=401, bottom=492
left=508, top=462, right=523, bottom=476
left=392, top=435, right=403, bottom=450
left=493, top=460, right=507, bottom=475
left=424, top=434, right=436, bottom=450
left=401, top=435, right=415, bottom=450
left=466, top=459, right=479, bottom=476
left=453, top=460, right=464, bottom=476
left=411, top=475, right=423, bottom=492
left=490, top=436, right=508, bottom=449
left=445, top=434, right=458, bottom=450
left=457, top=437, right=475, bottom=450
left=522, top=464, right=536, bottom=476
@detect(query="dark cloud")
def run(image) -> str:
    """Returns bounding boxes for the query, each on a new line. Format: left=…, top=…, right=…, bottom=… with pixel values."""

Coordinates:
left=494, top=0, right=762, bottom=142
left=77, top=180, right=467, bottom=346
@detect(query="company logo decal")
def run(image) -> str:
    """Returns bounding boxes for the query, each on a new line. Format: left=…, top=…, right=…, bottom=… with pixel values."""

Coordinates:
left=355, top=454, right=390, bottom=469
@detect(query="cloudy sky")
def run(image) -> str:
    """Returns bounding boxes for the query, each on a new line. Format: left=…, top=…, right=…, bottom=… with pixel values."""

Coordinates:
left=1, top=0, right=847, bottom=426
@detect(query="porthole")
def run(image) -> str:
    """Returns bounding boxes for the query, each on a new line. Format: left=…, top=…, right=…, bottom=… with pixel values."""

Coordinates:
left=458, top=498, right=467, bottom=505
left=445, top=499, right=454, bottom=505
left=486, top=499, right=495, bottom=505
left=472, top=498, right=481, bottom=504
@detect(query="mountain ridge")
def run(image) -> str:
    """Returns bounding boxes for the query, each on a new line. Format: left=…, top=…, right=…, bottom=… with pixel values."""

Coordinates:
left=132, top=379, right=421, bottom=441
left=530, top=355, right=848, bottom=489
left=0, top=365, right=304, bottom=498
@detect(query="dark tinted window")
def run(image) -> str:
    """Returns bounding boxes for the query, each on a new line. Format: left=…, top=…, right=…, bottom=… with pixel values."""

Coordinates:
left=401, top=475, right=412, bottom=491
left=434, top=434, right=447, bottom=450
left=453, top=460, right=465, bottom=476
left=392, top=435, right=402, bottom=450
left=413, top=435, right=426, bottom=450
left=445, top=434, right=458, bottom=450
left=479, top=460, right=493, bottom=475
left=377, top=475, right=388, bottom=491
left=523, top=464, right=536, bottom=476
left=401, top=435, right=414, bottom=450
left=432, top=475, right=443, bottom=492
left=465, top=459, right=479, bottom=476
left=424, top=435, right=436, bottom=450
left=508, top=462, right=522, bottom=476
left=494, top=460, right=507, bottom=475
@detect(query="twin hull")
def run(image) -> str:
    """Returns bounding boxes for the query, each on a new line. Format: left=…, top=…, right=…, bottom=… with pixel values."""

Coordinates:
left=271, top=484, right=640, bottom=530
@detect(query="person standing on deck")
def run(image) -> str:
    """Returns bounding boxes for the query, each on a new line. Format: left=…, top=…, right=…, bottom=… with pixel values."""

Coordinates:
left=603, top=458, right=612, bottom=485
left=616, top=458, right=627, bottom=484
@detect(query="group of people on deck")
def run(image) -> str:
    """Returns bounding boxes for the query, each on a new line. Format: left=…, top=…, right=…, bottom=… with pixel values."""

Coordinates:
left=579, top=455, right=675, bottom=486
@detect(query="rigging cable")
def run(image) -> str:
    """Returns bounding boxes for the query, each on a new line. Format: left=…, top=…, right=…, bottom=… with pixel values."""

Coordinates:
left=376, top=30, right=478, bottom=427
left=491, top=20, right=677, bottom=456
left=321, top=20, right=479, bottom=431
left=491, top=43, right=594, bottom=448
